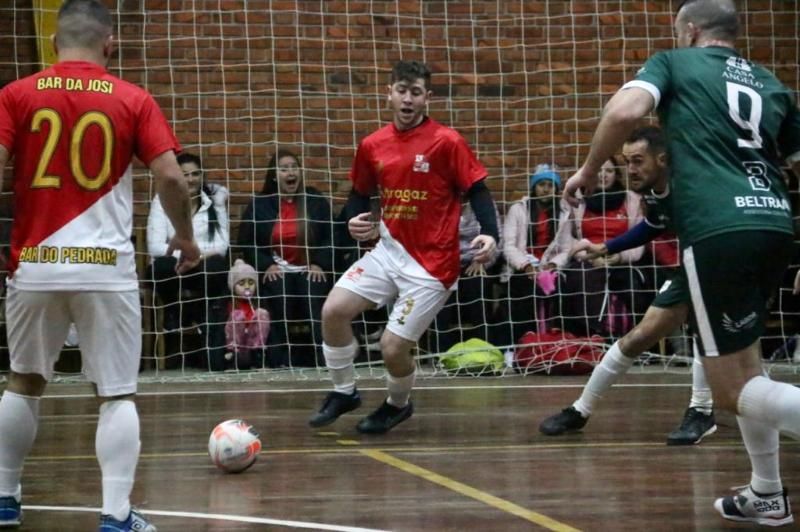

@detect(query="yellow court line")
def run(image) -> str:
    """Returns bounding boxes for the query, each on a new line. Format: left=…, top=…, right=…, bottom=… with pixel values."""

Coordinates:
left=361, top=449, right=581, bottom=532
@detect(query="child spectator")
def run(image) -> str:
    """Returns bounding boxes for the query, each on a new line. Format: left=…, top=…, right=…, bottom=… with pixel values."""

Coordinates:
left=224, top=259, right=270, bottom=369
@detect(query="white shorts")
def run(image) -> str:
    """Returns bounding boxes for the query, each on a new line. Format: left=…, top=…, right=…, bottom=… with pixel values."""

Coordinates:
left=6, top=288, right=142, bottom=397
left=335, top=245, right=452, bottom=342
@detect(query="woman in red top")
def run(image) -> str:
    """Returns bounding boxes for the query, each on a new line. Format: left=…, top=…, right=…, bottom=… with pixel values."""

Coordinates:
left=541, top=157, right=645, bottom=337
left=237, top=149, right=333, bottom=367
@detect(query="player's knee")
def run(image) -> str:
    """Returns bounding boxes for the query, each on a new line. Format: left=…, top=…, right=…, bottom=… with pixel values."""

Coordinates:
left=379, top=335, right=411, bottom=362
left=321, top=298, right=348, bottom=325
left=619, top=324, right=653, bottom=357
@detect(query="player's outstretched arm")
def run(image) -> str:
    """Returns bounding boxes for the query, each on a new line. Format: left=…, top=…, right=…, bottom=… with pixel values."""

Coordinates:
left=570, top=240, right=608, bottom=261
left=150, top=150, right=201, bottom=273
left=572, top=220, right=664, bottom=262
left=565, top=87, right=655, bottom=207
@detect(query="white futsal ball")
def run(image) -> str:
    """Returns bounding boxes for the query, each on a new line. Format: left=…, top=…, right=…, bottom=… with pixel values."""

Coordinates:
left=208, top=419, right=262, bottom=473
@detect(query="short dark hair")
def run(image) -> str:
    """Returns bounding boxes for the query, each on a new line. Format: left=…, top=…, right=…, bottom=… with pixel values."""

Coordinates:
left=391, top=61, right=432, bottom=88
left=57, top=0, right=113, bottom=49
left=678, top=0, right=739, bottom=42
left=176, top=152, right=202, bottom=169
left=626, top=126, right=666, bottom=155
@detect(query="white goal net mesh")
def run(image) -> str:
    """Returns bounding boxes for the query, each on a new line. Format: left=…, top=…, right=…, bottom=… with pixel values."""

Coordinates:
left=0, top=1, right=798, bottom=381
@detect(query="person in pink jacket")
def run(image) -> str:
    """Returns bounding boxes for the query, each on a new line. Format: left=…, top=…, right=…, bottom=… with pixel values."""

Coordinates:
left=224, top=259, right=270, bottom=369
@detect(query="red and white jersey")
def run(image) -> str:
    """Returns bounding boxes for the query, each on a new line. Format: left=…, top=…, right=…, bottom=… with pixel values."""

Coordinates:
left=350, top=118, right=486, bottom=287
left=0, top=61, right=180, bottom=291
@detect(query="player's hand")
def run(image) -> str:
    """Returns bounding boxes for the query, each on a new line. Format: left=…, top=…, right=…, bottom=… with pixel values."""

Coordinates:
left=470, top=235, right=496, bottom=264
left=563, top=165, right=599, bottom=208
left=166, top=236, right=201, bottom=274
left=523, top=263, right=537, bottom=280
left=349, top=212, right=379, bottom=242
left=464, top=261, right=485, bottom=277
left=307, top=264, right=327, bottom=283
left=263, top=264, right=283, bottom=283
left=571, top=240, right=607, bottom=261
left=794, top=270, right=800, bottom=295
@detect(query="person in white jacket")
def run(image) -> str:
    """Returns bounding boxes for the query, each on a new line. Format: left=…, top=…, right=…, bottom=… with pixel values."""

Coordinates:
left=147, top=152, right=230, bottom=342
left=502, top=164, right=565, bottom=343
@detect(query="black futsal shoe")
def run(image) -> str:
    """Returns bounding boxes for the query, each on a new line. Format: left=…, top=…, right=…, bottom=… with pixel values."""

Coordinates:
left=666, top=407, right=716, bottom=445
left=538, top=406, right=588, bottom=436
left=356, top=399, right=414, bottom=434
left=308, top=389, right=362, bottom=428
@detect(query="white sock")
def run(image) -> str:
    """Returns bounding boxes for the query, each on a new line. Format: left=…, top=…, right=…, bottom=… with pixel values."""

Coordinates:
left=96, top=400, right=140, bottom=521
left=323, top=340, right=359, bottom=395
left=0, top=392, right=39, bottom=501
left=736, top=415, right=782, bottom=495
left=387, top=370, right=416, bottom=408
left=573, top=341, right=635, bottom=417
left=738, top=375, right=800, bottom=440
left=688, top=352, right=712, bottom=415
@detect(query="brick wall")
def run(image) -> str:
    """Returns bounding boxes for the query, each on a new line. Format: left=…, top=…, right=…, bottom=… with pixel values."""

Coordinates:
left=1, top=0, right=798, bottom=224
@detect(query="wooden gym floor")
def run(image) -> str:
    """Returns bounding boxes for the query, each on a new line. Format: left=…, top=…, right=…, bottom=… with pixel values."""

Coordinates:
left=10, top=372, right=800, bottom=531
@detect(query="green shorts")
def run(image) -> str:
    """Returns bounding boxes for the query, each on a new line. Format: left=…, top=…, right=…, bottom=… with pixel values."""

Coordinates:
left=682, top=230, right=794, bottom=356
left=651, top=268, right=691, bottom=309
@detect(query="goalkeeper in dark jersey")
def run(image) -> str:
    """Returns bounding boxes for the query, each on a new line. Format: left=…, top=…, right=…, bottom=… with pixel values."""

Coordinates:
left=539, top=126, right=718, bottom=447
left=562, top=0, right=800, bottom=527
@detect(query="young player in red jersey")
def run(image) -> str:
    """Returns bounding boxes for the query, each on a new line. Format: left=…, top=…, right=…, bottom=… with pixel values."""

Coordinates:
left=0, top=1, right=200, bottom=530
left=308, top=60, right=499, bottom=434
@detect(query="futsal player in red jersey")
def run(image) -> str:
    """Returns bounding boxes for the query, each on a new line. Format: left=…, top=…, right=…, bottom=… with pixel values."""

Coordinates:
left=0, top=1, right=199, bottom=530
left=309, top=60, right=499, bottom=434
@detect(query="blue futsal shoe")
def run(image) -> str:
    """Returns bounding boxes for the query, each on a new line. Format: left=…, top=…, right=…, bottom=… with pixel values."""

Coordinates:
left=99, top=508, right=157, bottom=532
left=0, top=496, right=22, bottom=528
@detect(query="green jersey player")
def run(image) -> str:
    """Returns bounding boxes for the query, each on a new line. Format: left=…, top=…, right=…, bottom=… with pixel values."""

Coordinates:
left=563, top=0, right=800, bottom=527
left=539, top=126, right=717, bottom=447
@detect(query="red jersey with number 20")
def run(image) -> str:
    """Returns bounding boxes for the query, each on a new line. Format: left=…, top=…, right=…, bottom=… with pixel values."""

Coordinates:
left=0, top=61, right=180, bottom=291
left=350, top=118, right=487, bottom=288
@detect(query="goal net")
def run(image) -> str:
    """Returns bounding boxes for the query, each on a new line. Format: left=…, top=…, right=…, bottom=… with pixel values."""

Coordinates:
left=1, top=1, right=798, bottom=381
